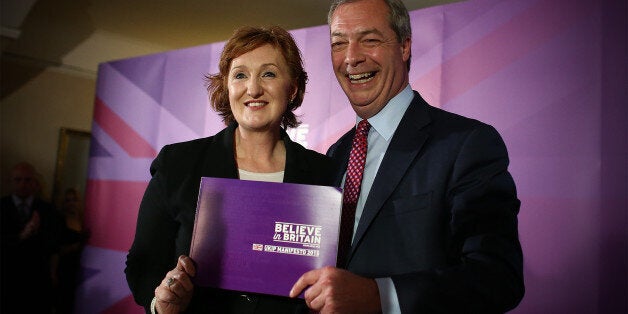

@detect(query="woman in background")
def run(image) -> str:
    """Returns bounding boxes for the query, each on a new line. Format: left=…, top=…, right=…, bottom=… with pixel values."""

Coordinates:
left=125, top=26, right=334, bottom=313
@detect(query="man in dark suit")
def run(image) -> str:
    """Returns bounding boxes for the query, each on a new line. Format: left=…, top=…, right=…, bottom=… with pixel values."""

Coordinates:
left=1, top=162, right=64, bottom=313
left=290, top=0, right=524, bottom=312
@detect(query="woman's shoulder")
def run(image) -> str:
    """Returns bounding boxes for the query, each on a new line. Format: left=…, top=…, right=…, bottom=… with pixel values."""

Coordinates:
left=284, top=139, right=336, bottom=186
left=159, top=127, right=231, bottom=158
left=161, top=136, right=212, bottom=154
left=285, top=140, right=331, bottom=164
left=150, top=127, right=233, bottom=176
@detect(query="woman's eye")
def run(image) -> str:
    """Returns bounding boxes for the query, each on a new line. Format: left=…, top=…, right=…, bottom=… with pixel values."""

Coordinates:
left=262, top=71, right=276, bottom=78
left=234, top=73, right=246, bottom=79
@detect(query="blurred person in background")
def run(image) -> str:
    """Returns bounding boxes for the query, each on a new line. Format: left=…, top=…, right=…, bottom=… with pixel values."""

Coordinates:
left=1, top=162, right=65, bottom=313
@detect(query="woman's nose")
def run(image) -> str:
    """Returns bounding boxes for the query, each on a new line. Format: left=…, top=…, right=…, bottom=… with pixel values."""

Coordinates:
left=247, top=78, right=263, bottom=98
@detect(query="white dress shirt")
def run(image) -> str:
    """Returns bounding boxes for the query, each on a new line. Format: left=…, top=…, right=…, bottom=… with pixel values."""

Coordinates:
left=344, top=84, right=414, bottom=314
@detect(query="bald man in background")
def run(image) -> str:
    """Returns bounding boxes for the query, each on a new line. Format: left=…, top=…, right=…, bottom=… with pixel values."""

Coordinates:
left=1, top=162, right=65, bottom=313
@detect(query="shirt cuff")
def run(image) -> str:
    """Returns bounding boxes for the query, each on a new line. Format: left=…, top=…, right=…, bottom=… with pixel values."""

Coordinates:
left=150, top=296, right=157, bottom=314
left=375, top=277, right=401, bottom=314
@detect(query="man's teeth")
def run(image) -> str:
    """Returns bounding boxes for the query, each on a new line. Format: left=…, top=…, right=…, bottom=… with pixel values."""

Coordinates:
left=348, top=72, right=375, bottom=83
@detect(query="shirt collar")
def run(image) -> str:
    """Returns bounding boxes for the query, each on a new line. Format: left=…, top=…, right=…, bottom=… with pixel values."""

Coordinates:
left=356, top=84, right=413, bottom=141
left=12, top=194, right=34, bottom=207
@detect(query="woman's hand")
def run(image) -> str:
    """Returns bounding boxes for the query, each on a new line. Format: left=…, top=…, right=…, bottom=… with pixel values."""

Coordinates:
left=153, top=255, right=197, bottom=314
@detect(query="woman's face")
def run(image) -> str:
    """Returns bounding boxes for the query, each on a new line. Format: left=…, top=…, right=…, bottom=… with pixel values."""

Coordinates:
left=228, top=44, right=296, bottom=132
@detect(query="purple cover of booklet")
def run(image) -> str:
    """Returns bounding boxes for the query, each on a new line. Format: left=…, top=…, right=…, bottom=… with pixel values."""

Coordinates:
left=189, top=177, right=342, bottom=297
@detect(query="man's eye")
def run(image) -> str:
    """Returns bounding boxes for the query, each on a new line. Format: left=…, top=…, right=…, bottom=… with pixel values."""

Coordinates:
left=331, top=42, right=347, bottom=51
left=363, top=39, right=381, bottom=46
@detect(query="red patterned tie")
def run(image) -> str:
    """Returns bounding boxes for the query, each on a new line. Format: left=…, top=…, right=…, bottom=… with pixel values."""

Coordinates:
left=337, top=119, right=371, bottom=267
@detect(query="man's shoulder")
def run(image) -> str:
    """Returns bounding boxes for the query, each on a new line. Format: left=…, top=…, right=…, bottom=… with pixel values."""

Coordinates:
left=0, top=195, right=14, bottom=208
left=406, top=90, right=482, bottom=123
left=326, top=127, right=354, bottom=157
left=411, top=99, right=492, bottom=135
left=33, top=197, right=54, bottom=208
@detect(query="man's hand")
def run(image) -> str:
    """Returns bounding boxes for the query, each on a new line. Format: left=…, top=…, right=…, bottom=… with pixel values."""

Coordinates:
left=290, top=266, right=381, bottom=313
left=19, top=211, right=40, bottom=240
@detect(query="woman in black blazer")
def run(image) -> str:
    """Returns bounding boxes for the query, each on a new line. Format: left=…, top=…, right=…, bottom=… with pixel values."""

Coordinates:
left=125, top=26, right=335, bottom=314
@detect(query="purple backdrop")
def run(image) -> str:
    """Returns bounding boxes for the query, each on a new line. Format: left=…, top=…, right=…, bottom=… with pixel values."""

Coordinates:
left=76, top=0, right=627, bottom=313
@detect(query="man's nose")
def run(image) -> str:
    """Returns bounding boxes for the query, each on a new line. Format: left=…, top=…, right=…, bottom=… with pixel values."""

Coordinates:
left=345, top=42, right=365, bottom=67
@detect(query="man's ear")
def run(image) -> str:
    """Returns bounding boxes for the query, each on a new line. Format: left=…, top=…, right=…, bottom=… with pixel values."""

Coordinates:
left=401, top=37, right=412, bottom=62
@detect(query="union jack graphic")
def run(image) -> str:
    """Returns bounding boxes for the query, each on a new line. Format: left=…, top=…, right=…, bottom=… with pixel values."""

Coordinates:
left=72, top=0, right=621, bottom=313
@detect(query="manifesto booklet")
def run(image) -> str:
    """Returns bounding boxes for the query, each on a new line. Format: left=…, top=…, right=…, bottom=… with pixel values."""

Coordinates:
left=189, top=177, right=342, bottom=297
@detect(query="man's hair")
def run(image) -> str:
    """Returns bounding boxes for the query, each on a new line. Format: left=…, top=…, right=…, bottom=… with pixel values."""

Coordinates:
left=328, top=0, right=412, bottom=70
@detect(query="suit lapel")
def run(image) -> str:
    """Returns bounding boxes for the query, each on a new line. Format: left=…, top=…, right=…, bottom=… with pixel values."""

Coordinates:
left=200, top=124, right=313, bottom=182
left=349, top=93, right=432, bottom=261
left=282, top=129, right=309, bottom=183
left=330, top=129, right=355, bottom=187
left=200, top=123, right=239, bottom=179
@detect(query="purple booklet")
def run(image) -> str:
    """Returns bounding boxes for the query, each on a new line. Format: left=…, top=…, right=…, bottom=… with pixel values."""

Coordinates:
left=189, top=177, right=342, bottom=297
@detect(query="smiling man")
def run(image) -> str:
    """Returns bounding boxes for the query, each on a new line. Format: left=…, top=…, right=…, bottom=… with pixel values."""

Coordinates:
left=328, top=0, right=410, bottom=120
left=290, top=0, right=525, bottom=313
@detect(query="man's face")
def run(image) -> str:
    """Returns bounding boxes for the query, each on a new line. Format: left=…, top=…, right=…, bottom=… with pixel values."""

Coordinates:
left=10, top=165, right=38, bottom=199
left=329, top=0, right=411, bottom=119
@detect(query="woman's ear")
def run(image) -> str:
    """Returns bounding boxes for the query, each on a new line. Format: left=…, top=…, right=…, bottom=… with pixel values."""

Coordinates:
left=290, top=84, right=298, bottom=103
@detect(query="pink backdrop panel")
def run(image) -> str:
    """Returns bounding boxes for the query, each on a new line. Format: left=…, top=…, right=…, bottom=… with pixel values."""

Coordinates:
left=75, top=0, right=627, bottom=313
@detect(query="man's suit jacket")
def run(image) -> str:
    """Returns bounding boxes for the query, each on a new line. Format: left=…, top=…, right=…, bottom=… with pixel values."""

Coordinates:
left=125, top=123, right=334, bottom=314
left=0, top=195, right=63, bottom=312
left=327, top=91, right=524, bottom=313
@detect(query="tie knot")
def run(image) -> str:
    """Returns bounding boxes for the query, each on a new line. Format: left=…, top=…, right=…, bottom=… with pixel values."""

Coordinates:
left=18, top=201, right=28, bottom=210
left=17, top=201, right=30, bottom=220
left=356, top=120, right=371, bottom=136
